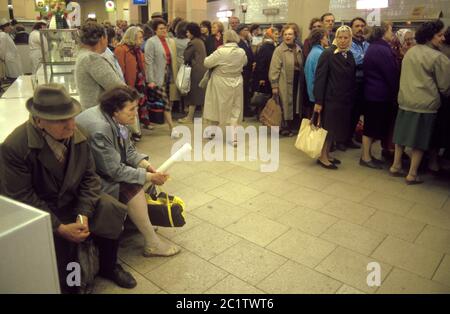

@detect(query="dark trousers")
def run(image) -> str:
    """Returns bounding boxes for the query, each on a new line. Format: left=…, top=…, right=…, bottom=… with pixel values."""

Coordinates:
left=54, top=234, right=119, bottom=294
left=348, top=80, right=365, bottom=142
left=243, top=70, right=252, bottom=116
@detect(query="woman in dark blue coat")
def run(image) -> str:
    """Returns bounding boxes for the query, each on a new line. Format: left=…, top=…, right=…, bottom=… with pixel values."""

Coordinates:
left=313, top=25, right=356, bottom=170
left=360, top=22, right=399, bottom=169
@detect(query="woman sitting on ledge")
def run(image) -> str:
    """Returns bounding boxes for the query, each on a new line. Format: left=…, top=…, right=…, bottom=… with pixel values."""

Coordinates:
left=76, top=85, right=181, bottom=257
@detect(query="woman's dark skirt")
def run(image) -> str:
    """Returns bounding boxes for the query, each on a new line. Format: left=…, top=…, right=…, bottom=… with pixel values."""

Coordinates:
left=363, top=100, right=393, bottom=140
left=393, top=108, right=437, bottom=151
left=322, top=101, right=352, bottom=142
left=119, top=183, right=143, bottom=204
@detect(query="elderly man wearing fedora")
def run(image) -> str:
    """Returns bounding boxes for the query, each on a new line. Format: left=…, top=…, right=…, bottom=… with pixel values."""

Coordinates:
left=0, top=18, right=23, bottom=80
left=0, top=84, right=137, bottom=292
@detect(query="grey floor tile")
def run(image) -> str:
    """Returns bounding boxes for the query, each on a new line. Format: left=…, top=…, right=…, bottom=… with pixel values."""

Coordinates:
left=372, top=236, right=444, bottom=279
left=281, top=186, right=335, bottom=210
left=190, top=199, right=250, bottom=228
left=174, top=187, right=218, bottom=211
left=171, top=223, right=241, bottom=260
left=407, top=204, right=450, bottom=231
left=315, top=247, right=392, bottom=294
left=208, top=182, right=262, bottom=205
left=321, top=220, right=386, bottom=255
left=433, top=254, right=450, bottom=287
left=377, top=268, right=450, bottom=294
left=363, top=211, right=426, bottom=242
left=319, top=198, right=376, bottom=225
left=362, top=192, right=415, bottom=216
left=240, top=193, right=297, bottom=220
left=179, top=171, right=229, bottom=192
left=219, top=167, right=267, bottom=185
left=399, top=185, right=449, bottom=210
left=267, top=229, right=337, bottom=268
left=153, top=212, right=204, bottom=240
left=322, top=182, right=373, bottom=203
left=257, top=261, right=341, bottom=294
left=286, top=170, right=336, bottom=191
left=225, top=213, right=289, bottom=247
left=277, top=206, right=338, bottom=236
left=204, top=275, right=265, bottom=294
left=415, top=225, right=450, bottom=255
left=144, top=252, right=227, bottom=294
left=210, top=241, right=287, bottom=285
left=335, top=284, right=366, bottom=294
left=250, top=175, right=301, bottom=196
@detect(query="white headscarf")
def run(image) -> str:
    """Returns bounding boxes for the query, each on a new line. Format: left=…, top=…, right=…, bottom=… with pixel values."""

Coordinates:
left=333, top=25, right=353, bottom=54
left=396, top=28, right=413, bottom=46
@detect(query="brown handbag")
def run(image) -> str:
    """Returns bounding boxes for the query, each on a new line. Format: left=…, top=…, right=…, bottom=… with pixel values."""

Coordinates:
left=259, top=96, right=283, bottom=127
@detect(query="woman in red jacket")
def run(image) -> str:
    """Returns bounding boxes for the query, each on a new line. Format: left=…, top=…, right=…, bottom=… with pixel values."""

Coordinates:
left=114, top=26, right=150, bottom=139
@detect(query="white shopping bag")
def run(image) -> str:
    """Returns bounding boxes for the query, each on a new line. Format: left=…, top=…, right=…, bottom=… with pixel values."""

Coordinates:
left=175, top=64, right=191, bottom=95
left=295, top=118, right=328, bottom=159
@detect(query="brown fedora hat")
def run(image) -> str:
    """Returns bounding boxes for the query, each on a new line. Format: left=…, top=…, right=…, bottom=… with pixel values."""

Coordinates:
left=26, top=83, right=81, bottom=120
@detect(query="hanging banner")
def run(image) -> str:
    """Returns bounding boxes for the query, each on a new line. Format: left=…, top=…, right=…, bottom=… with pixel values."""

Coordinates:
left=67, top=1, right=81, bottom=27
left=105, top=0, right=116, bottom=13
left=367, top=8, right=381, bottom=27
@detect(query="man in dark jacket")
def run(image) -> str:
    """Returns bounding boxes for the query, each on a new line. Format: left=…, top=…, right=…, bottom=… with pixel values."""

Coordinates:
left=236, top=24, right=255, bottom=117
left=0, top=84, right=136, bottom=293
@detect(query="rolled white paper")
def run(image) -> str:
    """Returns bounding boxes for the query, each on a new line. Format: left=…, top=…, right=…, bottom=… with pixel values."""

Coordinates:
left=156, top=143, right=192, bottom=173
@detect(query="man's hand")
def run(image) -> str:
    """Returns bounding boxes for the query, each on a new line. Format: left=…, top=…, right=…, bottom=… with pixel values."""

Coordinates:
left=76, top=215, right=89, bottom=231
left=146, top=172, right=169, bottom=185
left=272, top=87, right=279, bottom=95
left=314, top=104, right=322, bottom=113
left=57, top=223, right=90, bottom=243
left=147, top=82, right=156, bottom=89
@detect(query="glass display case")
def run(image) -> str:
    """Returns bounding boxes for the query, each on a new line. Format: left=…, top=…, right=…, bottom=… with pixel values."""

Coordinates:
left=39, top=28, right=80, bottom=84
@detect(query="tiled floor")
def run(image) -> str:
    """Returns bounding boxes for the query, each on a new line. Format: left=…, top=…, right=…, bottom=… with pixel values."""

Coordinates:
left=93, top=119, right=450, bottom=294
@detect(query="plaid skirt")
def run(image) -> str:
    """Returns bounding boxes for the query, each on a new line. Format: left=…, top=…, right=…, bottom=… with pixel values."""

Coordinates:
left=119, top=183, right=143, bottom=204
left=144, top=64, right=173, bottom=112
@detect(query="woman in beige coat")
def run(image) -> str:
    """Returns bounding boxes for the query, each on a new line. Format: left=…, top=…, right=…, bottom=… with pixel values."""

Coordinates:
left=269, top=25, right=305, bottom=136
left=203, top=30, right=247, bottom=146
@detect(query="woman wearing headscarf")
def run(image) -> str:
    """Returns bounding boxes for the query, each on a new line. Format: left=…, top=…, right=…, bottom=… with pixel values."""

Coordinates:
left=390, top=20, right=450, bottom=184
left=269, top=24, right=306, bottom=136
left=313, top=25, right=356, bottom=169
left=393, top=28, right=415, bottom=62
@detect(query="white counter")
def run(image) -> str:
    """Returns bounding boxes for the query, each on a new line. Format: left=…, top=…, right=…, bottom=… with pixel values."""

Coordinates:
left=0, top=196, right=60, bottom=293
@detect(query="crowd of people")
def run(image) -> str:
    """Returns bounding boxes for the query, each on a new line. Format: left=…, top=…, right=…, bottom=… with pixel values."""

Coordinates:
left=0, top=12, right=450, bottom=293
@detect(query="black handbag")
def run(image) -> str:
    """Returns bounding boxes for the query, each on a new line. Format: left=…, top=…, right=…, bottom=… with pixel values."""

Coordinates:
left=145, top=185, right=186, bottom=227
left=146, top=86, right=166, bottom=125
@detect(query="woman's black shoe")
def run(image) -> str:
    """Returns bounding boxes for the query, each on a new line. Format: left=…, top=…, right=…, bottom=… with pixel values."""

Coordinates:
left=329, top=158, right=341, bottom=165
left=102, top=264, right=137, bottom=289
left=359, top=158, right=382, bottom=169
left=317, top=159, right=338, bottom=170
